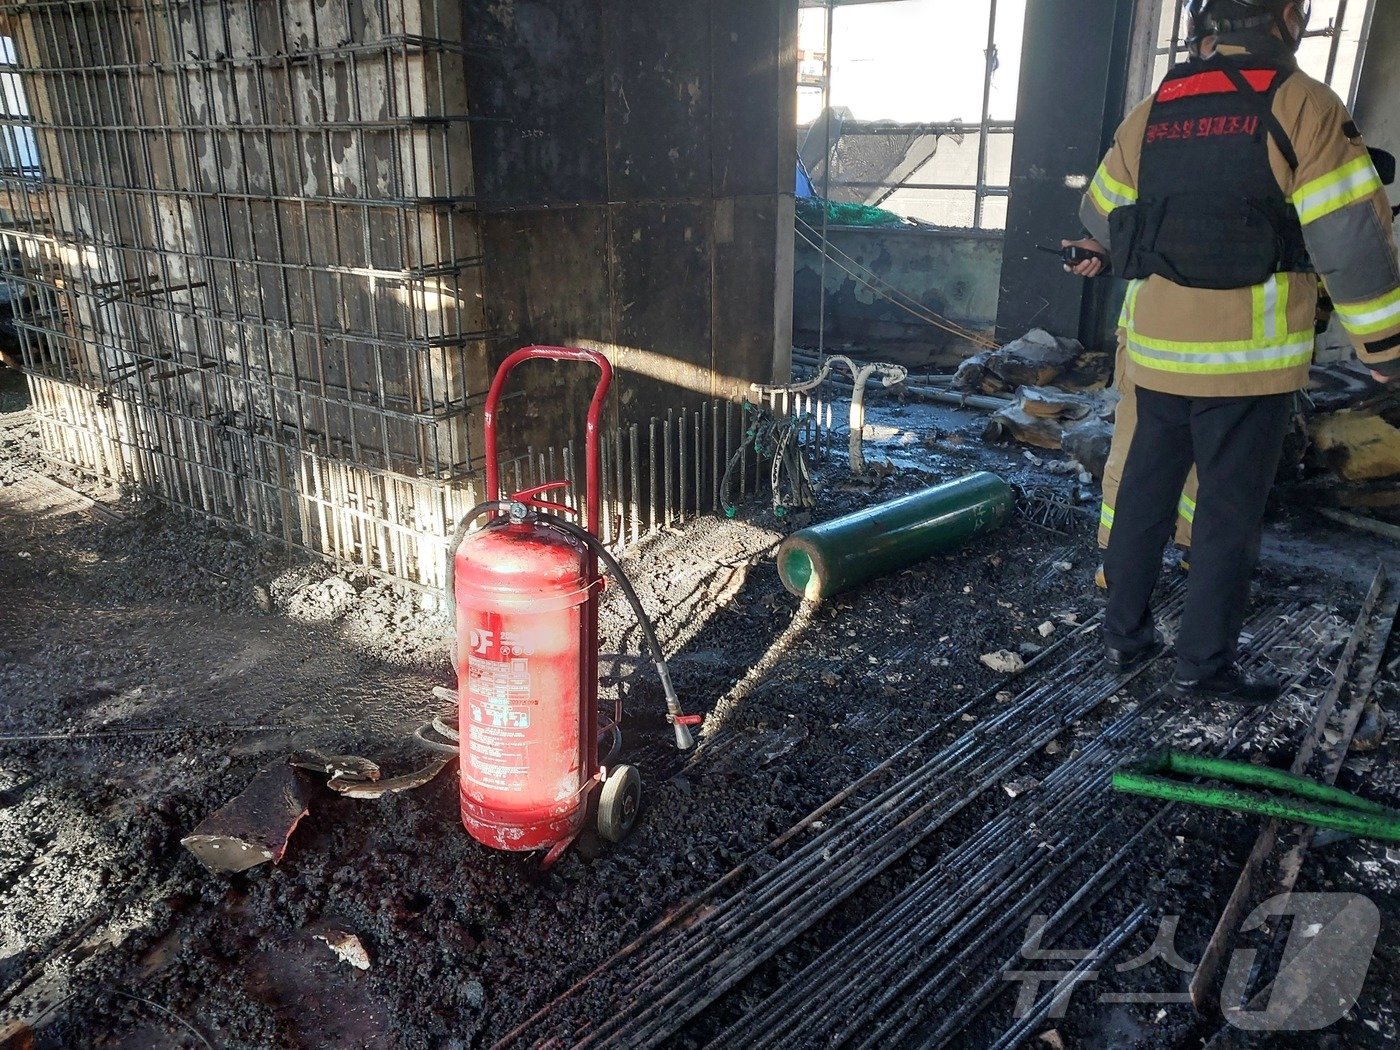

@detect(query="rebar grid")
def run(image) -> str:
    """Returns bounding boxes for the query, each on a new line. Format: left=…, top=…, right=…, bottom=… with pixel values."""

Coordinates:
left=730, top=604, right=1338, bottom=1050
left=2, top=0, right=488, bottom=472
left=499, top=390, right=831, bottom=548
left=24, top=375, right=827, bottom=597
left=495, top=592, right=1352, bottom=1048
left=491, top=610, right=1149, bottom=1049
left=0, top=0, right=826, bottom=590
left=0, top=0, right=495, bottom=584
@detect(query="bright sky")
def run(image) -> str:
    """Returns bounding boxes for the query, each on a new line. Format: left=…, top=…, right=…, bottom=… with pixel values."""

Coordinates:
left=799, top=0, right=1028, bottom=125
left=795, top=0, right=1373, bottom=228
left=803, top=0, right=1369, bottom=127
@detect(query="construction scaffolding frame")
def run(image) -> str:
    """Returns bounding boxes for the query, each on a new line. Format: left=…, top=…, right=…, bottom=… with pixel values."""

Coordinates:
left=0, top=0, right=830, bottom=595
left=797, top=0, right=1021, bottom=232
left=0, top=0, right=494, bottom=592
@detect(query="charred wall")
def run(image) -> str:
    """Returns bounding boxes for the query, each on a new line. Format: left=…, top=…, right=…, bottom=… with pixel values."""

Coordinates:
left=463, top=0, right=799, bottom=452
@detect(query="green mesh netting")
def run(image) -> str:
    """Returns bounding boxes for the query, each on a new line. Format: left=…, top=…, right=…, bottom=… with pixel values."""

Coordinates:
left=796, top=197, right=906, bottom=229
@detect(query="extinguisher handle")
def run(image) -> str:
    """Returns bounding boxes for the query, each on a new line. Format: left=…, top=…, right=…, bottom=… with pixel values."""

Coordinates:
left=483, top=346, right=613, bottom=538
left=508, top=481, right=579, bottom=518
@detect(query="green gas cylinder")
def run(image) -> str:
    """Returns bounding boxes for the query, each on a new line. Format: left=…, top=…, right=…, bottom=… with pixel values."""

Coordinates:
left=776, top=472, right=1014, bottom=602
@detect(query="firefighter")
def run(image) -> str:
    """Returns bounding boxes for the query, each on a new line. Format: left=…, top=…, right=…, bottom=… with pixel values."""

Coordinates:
left=1092, top=143, right=1399, bottom=587
left=1065, top=0, right=1400, bottom=704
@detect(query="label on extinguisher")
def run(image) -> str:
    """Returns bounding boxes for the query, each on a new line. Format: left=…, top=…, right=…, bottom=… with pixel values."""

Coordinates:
left=468, top=659, right=532, bottom=725
left=465, top=654, right=534, bottom=790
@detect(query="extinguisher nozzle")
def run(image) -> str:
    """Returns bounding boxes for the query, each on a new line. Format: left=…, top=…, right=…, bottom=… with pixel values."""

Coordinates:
left=659, top=663, right=697, bottom=751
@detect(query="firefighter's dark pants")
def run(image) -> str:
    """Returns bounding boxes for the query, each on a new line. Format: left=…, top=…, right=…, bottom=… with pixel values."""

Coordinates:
left=1103, top=389, right=1292, bottom=682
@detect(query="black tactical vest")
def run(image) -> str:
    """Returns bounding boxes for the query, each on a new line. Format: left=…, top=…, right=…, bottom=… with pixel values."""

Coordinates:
left=1109, top=55, right=1309, bottom=290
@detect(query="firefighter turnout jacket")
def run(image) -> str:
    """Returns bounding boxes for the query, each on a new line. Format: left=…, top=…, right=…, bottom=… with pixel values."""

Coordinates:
left=1081, top=34, right=1400, bottom=396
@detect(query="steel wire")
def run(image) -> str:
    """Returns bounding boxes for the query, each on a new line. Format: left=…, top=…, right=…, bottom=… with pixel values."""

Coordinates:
left=570, top=656, right=1163, bottom=1046
left=506, top=595, right=1341, bottom=1048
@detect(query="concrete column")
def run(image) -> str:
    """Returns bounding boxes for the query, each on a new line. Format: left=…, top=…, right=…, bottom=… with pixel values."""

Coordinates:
left=466, top=0, right=797, bottom=452
left=1353, top=1, right=1400, bottom=158
left=994, top=0, right=1137, bottom=347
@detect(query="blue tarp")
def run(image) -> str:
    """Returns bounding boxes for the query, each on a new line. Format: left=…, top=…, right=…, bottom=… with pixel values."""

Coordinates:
left=796, top=155, right=816, bottom=199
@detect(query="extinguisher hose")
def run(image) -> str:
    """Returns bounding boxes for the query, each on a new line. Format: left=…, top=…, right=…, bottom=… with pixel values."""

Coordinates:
left=541, top=516, right=697, bottom=752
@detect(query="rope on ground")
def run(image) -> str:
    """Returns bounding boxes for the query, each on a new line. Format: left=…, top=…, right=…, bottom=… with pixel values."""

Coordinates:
left=720, top=403, right=816, bottom=520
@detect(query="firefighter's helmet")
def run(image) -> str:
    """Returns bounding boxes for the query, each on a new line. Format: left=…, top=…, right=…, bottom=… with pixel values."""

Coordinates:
left=1183, top=0, right=1312, bottom=53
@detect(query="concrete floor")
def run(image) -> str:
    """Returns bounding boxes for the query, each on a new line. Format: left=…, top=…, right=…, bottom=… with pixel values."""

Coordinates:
left=2, top=372, right=1399, bottom=1048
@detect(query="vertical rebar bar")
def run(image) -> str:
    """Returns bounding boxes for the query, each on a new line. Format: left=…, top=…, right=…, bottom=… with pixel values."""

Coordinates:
left=613, top=426, right=625, bottom=547
left=664, top=408, right=675, bottom=529
left=711, top=399, right=720, bottom=515
left=678, top=407, right=688, bottom=521
left=565, top=440, right=578, bottom=515
left=600, top=437, right=613, bottom=546
left=724, top=399, right=735, bottom=508
left=629, top=422, right=640, bottom=547
left=741, top=399, right=751, bottom=498
left=693, top=404, right=703, bottom=519
left=649, top=417, right=659, bottom=535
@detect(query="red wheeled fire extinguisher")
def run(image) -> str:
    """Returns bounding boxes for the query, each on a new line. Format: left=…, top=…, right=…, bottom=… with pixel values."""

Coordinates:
left=447, top=346, right=698, bottom=860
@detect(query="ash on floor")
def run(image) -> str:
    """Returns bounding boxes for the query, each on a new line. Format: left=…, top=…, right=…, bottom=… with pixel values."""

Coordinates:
left=1, top=382, right=1397, bottom=1050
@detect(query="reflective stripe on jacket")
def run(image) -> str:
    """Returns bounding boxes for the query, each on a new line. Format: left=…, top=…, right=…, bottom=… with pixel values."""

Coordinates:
left=1081, top=40, right=1400, bottom=396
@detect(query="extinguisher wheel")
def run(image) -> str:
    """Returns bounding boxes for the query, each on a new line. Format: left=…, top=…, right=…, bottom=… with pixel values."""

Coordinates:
left=597, top=764, right=642, bottom=843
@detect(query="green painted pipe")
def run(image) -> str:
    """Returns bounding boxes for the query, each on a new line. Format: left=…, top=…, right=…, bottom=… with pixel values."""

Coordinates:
left=776, top=471, right=1014, bottom=602
left=1112, top=750, right=1400, bottom=843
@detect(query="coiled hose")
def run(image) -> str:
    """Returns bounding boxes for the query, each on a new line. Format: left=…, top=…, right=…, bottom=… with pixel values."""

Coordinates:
left=441, top=501, right=696, bottom=752
left=719, top=403, right=816, bottom=519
